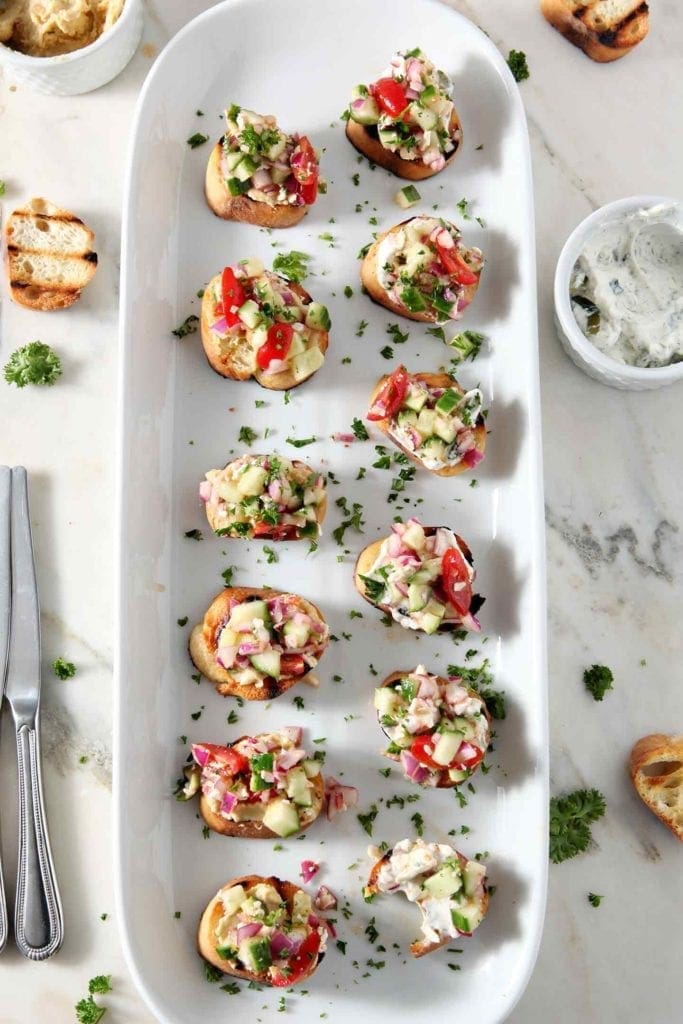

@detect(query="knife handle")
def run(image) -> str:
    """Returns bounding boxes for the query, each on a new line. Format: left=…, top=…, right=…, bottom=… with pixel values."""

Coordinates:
left=14, top=722, right=64, bottom=960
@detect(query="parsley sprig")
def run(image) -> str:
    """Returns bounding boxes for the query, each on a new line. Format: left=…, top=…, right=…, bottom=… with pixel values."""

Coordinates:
left=549, top=789, right=606, bottom=863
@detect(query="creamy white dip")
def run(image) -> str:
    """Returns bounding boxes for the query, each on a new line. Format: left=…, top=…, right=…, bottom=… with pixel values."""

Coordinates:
left=570, top=205, right=683, bottom=368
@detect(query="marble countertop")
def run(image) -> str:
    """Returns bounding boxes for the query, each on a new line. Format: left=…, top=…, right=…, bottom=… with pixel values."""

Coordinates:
left=1, top=1, right=682, bottom=1021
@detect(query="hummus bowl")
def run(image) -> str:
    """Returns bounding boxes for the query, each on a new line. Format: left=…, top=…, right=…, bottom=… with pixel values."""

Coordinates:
left=554, top=195, right=683, bottom=391
left=0, top=0, right=142, bottom=94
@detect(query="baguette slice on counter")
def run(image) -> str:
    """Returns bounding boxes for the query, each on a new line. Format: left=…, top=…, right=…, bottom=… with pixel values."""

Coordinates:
left=540, top=0, right=649, bottom=62
left=630, top=733, right=683, bottom=842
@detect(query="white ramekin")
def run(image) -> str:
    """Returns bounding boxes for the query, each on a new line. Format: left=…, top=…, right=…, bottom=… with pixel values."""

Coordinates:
left=0, top=0, right=143, bottom=95
left=554, top=194, right=683, bottom=391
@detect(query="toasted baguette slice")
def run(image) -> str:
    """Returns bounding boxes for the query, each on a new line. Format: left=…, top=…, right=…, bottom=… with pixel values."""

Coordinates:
left=629, top=733, right=683, bottom=842
left=5, top=197, right=98, bottom=311
left=540, top=0, right=649, bottom=62
left=355, top=526, right=482, bottom=632
left=378, top=670, right=490, bottom=788
left=345, top=108, right=462, bottom=180
left=198, top=875, right=327, bottom=983
left=360, top=218, right=482, bottom=324
left=366, top=845, right=489, bottom=957
left=368, top=370, right=486, bottom=477
left=189, top=586, right=329, bottom=701
left=200, top=272, right=328, bottom=389
left=205, top=141, right=308, bottom=227
left=199, top=774, right=325, bottom=840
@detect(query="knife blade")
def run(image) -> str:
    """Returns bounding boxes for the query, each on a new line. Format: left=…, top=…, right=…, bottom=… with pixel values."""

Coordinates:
left=5, top=467, right=63, bottom=959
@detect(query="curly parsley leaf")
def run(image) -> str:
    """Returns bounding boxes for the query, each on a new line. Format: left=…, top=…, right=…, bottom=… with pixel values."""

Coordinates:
left=351, top=417, right=369, bottom=441
left=272, top=250, right=311, bottom=284
left=53, top=657, right=76, bottom=680
left=583, top=664, right=614, bottom=702
left=507, top=49, right=530, bottom=83
left=549, top=789, right=606, bottom=864
left=4, top=341, right=62, bottom=388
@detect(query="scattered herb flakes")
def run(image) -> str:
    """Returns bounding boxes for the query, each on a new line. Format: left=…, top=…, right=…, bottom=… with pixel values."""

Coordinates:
left=386, top=323, right=409, bottom=345
left=318, top=231, right=336, bottom=247
left=378, top=767, right=391, bottom=778
left=286, top=435, right=317, bottom=448
left=344, top=285, right=354, bottom=298
left=283, top=390, right=291, bottom=405
left=365, top=918, right=379, bottom=943
left=380, top=345, right=394, bottom=360
left=177, top=616, right=188, bottom=627
left=357, top=242, right=371, bottom=260
left=583, top=664, right=614, bottom=701
left=0, top=181, right=5, bottom=195
left=187, top=132, right=209, bottom=148
left=238, top=425, right=258, bottom=445
left=351, top=417, right=369, bottom=441
left=457, top=197, right=471, bottom=220
left=184, top=528, right=203, bottom=541
left=507, top=49, right=530, bottom=82
left=332, top=496, right=365, bottom=546
left=352, top=173, right=360, bottom=186
left=411, top=812, right=425, bottom=837
left=588, top=892, right=603, bottom=908
left=204, top=963, right=223, bottom=982
left=272, top=250, right=311, bottom=283
left=293, top=695, right=305, bottom=709
left=172, top=315, right=199, bottom=339
left=336, top=939, right=347, bottom=954
left=263, top=545, right=278, bottom=564
left=53, top=657, right=76, bottom=680
left=357, top=803, right=379, bottom=836
left=475, top=143, right=484, bottom=151
left=221, top=566, right=235, bottom=586
left=356, top=319, right=369, bottom=337
left=221, top=982, right=240, bottom=994
left=356, top=466, right=366, bottom=480
left=227, top=710, right=239, bottom=724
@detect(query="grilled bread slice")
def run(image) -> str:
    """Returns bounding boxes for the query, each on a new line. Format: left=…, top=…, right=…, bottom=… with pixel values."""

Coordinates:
left=5, top=197, right=98, bottom=311
left=198, top=875, right=327, bottom=983
left=205, top=141, right=308, bottom=228
left=629, top=733, right=683, bottom=842
left=367, top=370, right=487, bottom=477
left=189, top=586, right=329, bottom=700
left=345, top=108, right=462, bottom=181
left=540, top=0, right=649, bottom=62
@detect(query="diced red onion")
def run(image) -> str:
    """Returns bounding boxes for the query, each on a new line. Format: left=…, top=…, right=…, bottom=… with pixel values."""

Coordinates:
left=333, top=432, right=356, bottom=444
left=280, top=725, right=302, bottom=745
left=300, top=860, right=319, bottom=883
left=277, top=747, right=306, bottom=770
left=199, top=480, right=212, bottom=502
left=314, top=886, right=338, bottom=911
left=462, top=448, right=484, bottom=468
left=252, top=167, right=272, bottom=189
left=260, top=358, right=288, bottom=376
left=216, top=645, right=238, bottom=669
left=236, top=922, right=262, bottom=943
left=220, top=791, right=237, bottom=814
left=405, top=87, right=419, bottom=100
left=268, top=479, right=282, bottom=501
left=459, top=610, right=481, bottom=632
left=443, top=287, right=458, bottom=302
left=400, top=749, right=430, bottom=784
left=210, top=316, right=228, bottom=334
left=270, top=931, right=299, bottom=958
left=192, top=744, right=210, bottom=768
left=325, top=777, right=358, bottom=820
left=351, top=97, right=367, bottom=110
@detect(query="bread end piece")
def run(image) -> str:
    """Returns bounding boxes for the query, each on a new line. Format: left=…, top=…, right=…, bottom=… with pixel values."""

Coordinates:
left=629, top=733, right=683, bottom=842
left=205, top=141, right=308, bottom=227
left=540, top=0, right=649, bottom=62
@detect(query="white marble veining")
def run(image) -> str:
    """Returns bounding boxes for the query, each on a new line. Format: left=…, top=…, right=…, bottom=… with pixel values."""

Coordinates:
left=1, top=1, right=682, bottom=1021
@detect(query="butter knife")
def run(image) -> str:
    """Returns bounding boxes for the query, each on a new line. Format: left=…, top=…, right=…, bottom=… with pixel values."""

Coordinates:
left=0, top=466, right=11, bottom=954
left=6, top=468, right=63, bottom=959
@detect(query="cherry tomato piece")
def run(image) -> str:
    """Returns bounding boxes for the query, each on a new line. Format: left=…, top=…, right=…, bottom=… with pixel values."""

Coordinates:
left=410, top=733, right=442, bottom=771
left=441, top=545, right=473, bottom=617
left=271, top=931, right=321, bottom=987
left=366, top=365, right=410, bottom=421
left=436, top=243, right=478, bottom=286
left=451, top=741, right=484, bottom=770
left=291, top=136, right=319, bottom=206
left=221, top=266, right=247, bottom=327
left=195, top=743, right=249, bottom=775
left=370, top=77, right=409, bottom=117
left=257, top=322, right=294, bottom=370
left=280, top=654, right=306, bottom=676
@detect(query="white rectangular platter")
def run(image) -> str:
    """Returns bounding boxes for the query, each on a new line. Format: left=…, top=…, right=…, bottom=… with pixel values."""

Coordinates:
left=115, top=2, right=548, bottom=1022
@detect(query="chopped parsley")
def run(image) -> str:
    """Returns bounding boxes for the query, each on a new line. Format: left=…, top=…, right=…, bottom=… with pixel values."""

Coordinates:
left=53, top=657, right=76, bottom=680
left=272, top=250, right=311, bottom=283
left=293, top=695, right=305, bottom=709
left=583, top=664, right=614, bottom=702
left=263, top=545, right=278, bottom=564
left=351, top=417, right=369, bottom=440
left=356, top=319, right=369, bottom=337
left=386, top=323, right=409, bottom=345
left=447, top=659, right=506, bottom=719
left=238, top=425, right=258, bottom=445
left=227, top=710, right=239, bottom=724
left=4, top=341, right=62, bottom=388
left=332, top=496, right=365, bottom=545
left=588, top=892, right=603, bottom=908
left=448, top=330, right=485, bottom=365
left=187, top=132, right=209, bottom=148
left=457, top=197, right=471, bottom=219
left=221, top=566, right=235, bottom=586
left=184, top=528, right=203, bottom=541
left=549, top=789, right=606, bottom=864
left=352, top=173, right=360, bottom=186
left=344, top=285, right=354, bottom=298
left=357, top=803, right=379, bottom=836
left=172, top=315, right=199, bottom=339
left=177, top=616, right=188, bottom=627
left=380, top=345, right=394, bottom=359
left=411, top=812, right=425, bottom=836
left=75, top=976, right=112, bottom=1024
left=507, top=49, right=530, bottom=82
left=357, top=242, right=371, bottom=260
left=286, top=435, right=317, bottom=448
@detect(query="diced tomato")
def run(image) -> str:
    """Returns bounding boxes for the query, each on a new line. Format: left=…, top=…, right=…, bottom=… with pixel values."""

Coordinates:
left=280, top=654, right=306, bottom=676
left=370, top=77, right=408, bottom=117
left=410, top=734, right=442, bottom=771
left=441, top=546, right=473, bottom=617
left=451, top=742, right=484, bottom=771
left=252, top=521, right=300, bottom=540
left=195, top=743, right=249, bottom=776
left=271, top=931, right=321, bottom=987
left=436, top=243, right=478, bottom=286
left=366, top=365, right=410, bottom=421
left=221, top=267, right=246, bottom=327
left=257, top=322, right=294, bottom=369
left=291, top=136, right=319, bottom=206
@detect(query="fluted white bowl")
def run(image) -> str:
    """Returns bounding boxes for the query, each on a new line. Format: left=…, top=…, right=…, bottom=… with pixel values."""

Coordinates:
left=554, top=195, right=683, bottom=391
left=0, top=0, right=143, bottom=95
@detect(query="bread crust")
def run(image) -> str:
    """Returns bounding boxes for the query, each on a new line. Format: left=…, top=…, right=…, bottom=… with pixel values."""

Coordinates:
left=354, top=526, right=475, bottom=630
left=360, top=219, right=481, bottom=323
left=540, top=0, right=649, bottom=62
left=204, top=456, right=327, bottom=538
left=345, top=108, right=462, bottom=180
left=378, top=670, right=490, bottom=788
left=368, top=371, right=486, bottom=477
left=629, top=733, right=683, bottom=842
left=200, top=273, right=328, bottom=389
left=205, top=141, right=308, bottom=227
left=189, top=586, right=329, bottom=701
left=198, top=751, right=325, bottom=839
left=366, top=849, right=489, bottom=957
left=198, top=875, right=325, bottom=983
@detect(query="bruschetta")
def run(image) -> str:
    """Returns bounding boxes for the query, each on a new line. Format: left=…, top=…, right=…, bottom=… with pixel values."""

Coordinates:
left=189, top=587, right=329, bottom=700
left=177, top=729, right=325, bottom=839
left=344, top=48, right=462, bottom=179
left=198, top=875, right=327, bottom=985
left=355, top=518, right=483, bottom=634
left=200, top=453, right=327, bottom=540
left=206, top=104, right=323, bottom=227
left=360, top=216, right=484, bottom=323
left=365, top=838, right=488, bottom=957
left=200, top=258, right=329, bottom=388
left=375, top=667, right=490, bottom=787
left=366, top=366, right=486, bottom=476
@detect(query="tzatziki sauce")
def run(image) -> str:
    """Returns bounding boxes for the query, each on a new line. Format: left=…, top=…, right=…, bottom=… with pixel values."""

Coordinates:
left=570, top=204, right=683, bottom=367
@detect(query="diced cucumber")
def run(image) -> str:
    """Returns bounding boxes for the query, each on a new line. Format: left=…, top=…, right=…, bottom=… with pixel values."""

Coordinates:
left=270, top=165, right=289, bottom=184
left=422, top=863, right=462, bottom=899
left=289, top=333, right=307, bottom=357
left=418, top=84, right=438, bottom=108
left=283, top=619, right=311, bottom=649
left=421, top=436, right=448, bottom=463
left=378, top=126, right=399, bottom=147
left=411, top=106, right=438, bottom=131
left=397, top=409, right=418, bottom=428
left=404, top=385, right=428, bottom=412
left=221, top=884, right=246, bottom=919
left=291, top=347, right=325, bottom=383
left=402, top=521, right=426, bottom=552
left=463, top=860, right=487, bottom=898
left=262, top=798, right=301, bottom=838
left=349, top=94, right=381, bottom=125
left=229, top=600, right=270, bottom=629
left=216, top=479, right=241, bottom=504
left=374, top=687, right=402, bottom=716
left=302, top=758, right=321, bottom=778
left=448, top=767, right=469, bottom=784
left=433, top=415, right=457, bottom=444
left=351, top=84, right=370, bottom=100
left=227, top=177, right=250, bottom=196
left=239, top=256, right=264, bottom=278
left=432, top=731, right=462, bottom=766
left=225, top=150, right=245, bottom=172
left=435, top=389, right=460, bottom=415
left=395, top=185, right=422, bottom=210
left=232, top=154, right=259, bottom=181
left=408, top=582, right=430, bottom=613
left=265, top=134, right=287, bottom=161
left=239, top=935, right=272, bottom=973
left=451, top=909, right=472, bottom=933
left=218, top=625, right=240, bottom=648
left=420, top=598, right=446, bottom=634
left=250, top=650, right=281, bottom=678
left=238, top=299, right=261, bottom=329
left=305, top=302, right=331, bottom=331
left=292, top=890, right=312, bottom=926
left=416, top=408, right=436, bottom=436
left=286, top=766, right=312, bottom=807
left=237, top=464, right=268, bottom=496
